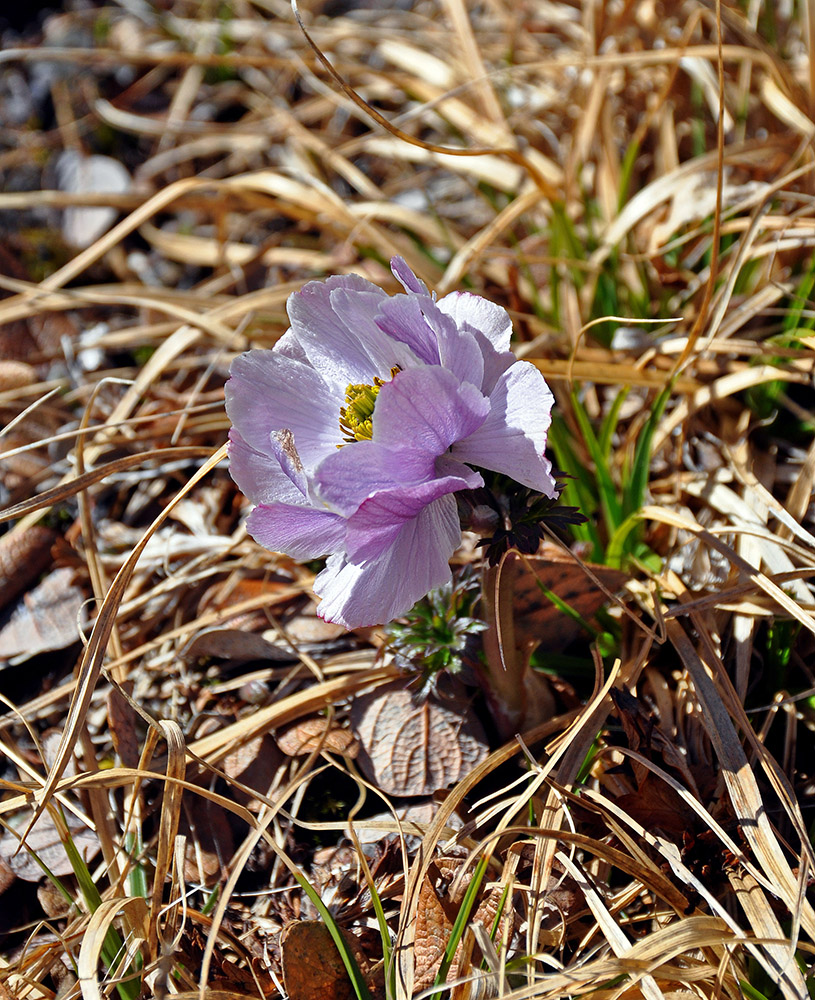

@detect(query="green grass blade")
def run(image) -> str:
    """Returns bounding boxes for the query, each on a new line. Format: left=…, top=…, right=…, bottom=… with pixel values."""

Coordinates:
left=291, top=869, right=372, bottom=1000
left=432, top=856, right=489, bottom=993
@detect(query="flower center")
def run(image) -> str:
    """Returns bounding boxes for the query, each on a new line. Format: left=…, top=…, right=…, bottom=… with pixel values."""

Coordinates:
left=339, top=366, right=401, bottom=444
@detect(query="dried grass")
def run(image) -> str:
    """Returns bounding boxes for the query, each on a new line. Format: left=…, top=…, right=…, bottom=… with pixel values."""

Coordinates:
left=0, top=1, right=814, bottom=999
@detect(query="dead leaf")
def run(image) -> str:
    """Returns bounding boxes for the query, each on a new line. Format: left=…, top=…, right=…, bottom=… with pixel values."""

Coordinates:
left=222, top=734, right=284, bottom=811
left=512, top=543, right=627, bottom=649
left=106, top=683, right=141, bottom=770
left=281, top=921, right=359, bottom=1000
left=350, top=681, right=488, bottom=797
left=276, top=717, right=359, bottom=758
left=0, top=525, right=56, bottom=611
left=181, top=627, right=294, bottom=663
left=0, top=567, right=86, bottom=665
left=0, top=810, right=99, bottom=881
left=284, top=603, right=347, bottom=642
left=0, top=361, right=36, bottom=391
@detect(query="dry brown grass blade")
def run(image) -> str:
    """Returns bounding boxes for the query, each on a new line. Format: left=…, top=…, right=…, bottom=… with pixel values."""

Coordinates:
left=77, top=896, right=149, bottom=1000
left=289, top=0, right=557, bottom=200
left=146, top=722, right=186, bottom=964
left=665, top=620, right=814, bottom=992
left=17, top=444, right=227, bottom=848
left=0, top=446, right=213, bottom=521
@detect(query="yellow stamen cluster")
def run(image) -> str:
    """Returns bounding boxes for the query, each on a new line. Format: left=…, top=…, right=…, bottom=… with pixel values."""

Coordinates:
left=339, top=366, right=401, bottom=444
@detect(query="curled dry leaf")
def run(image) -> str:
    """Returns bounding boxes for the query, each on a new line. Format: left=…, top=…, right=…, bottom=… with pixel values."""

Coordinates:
left=56, top=150, right=131, bottom=249
left=276, top=717, right=359, bottom=758
left=350, top=680, right=488, bottom=797
left=0, top=525, right=56, bottom=610
left=181, top=626, right=294, bottom=663
left=0, top=566, right=86, bottom=665
left=283, top=602, right=347, bottom=643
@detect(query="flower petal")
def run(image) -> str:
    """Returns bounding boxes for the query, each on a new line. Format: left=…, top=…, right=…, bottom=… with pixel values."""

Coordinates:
left=246, top=502, right=345, bottom=561
left=344, top=471, right=481, bottom=561
left=373, top=366, right=490, bottom=455
left=452, top=361, right=558, bottom=496
left=390, top=256, right=430, bottom=296
left=314, top=494, right=459, bottom=627
left=375, top=296, right=485, bottom=387
left=228, top=428, right=305, bottom=506
left=437, top=290, right=513, bottom=352
left=314, top=439, right=435, bottom=517
left=226, top=349, right=340, bottom=469
left=286, top=275, right=391, bottom=387
left=270, top=429, right=308, bottom=497
left=329, top=287, right=419, bottom=374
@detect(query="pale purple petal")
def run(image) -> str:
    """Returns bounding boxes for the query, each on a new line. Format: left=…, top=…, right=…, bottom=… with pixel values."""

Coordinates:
left=329, top=287, right=419, bottom=374
left=344, top=472, right=482, bottom=562
left=374, top=294, right=439, bottom=366
left=437, top=291, right=512, bottom=352
left=452, top=362, right=557, bottom=496
left=375, top=296, right=484, bottom=388
left=390, top=256, right=430, bottom=296
left=287, top=275, right=388, bottom=387
left=373, top=366, right=489, bottom=455
left=228, top=428, right=305, bottom=506
left=314, top=495, right=459, bottom=627
left=226, top=350, right=340, bottom=468
left=436, top=291, right=515, bottom=393
left=273, top=328, right=308, bottom=363
left=246, top=503, right=345, bottom=561
left=314, top=440, right=435, bottom=517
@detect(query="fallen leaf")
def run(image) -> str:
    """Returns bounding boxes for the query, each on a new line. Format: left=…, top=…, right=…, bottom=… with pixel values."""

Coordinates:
left=512, top=543, right=627, bottom=649
left=107, top=683, right=141, bottom=769
left=181, top=627, right=294, bottom=663
left=276, top=717, right=359, bottom=758
left=281, top=921, right=359, bottom=1000
left=283, top=603, right=347, bottom=642
left=0, top=360, right=36, bottom=391
left=350, top=681, right=488, bottom=797
left=222, top=734, right=284, bottom=811
left=0, top=567, right=86, bottom=665
left=0, top=809, right=99, bottom=881
left=0, top=526, right=56, bottom=611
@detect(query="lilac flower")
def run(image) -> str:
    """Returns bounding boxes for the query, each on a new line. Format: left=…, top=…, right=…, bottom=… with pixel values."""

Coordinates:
left=225, top=257, right=556, bottom=628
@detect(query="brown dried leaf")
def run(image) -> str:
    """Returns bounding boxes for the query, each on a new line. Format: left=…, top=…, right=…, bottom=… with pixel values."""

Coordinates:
left=0, top=858, right=15, bottom=896
left=222, top=734, right=284, bottom=811
left=281, top=921, right=358, bottom=1000
left=181, top=626, right=294, bottom=663
left=106, top=683, right=141, bottom=770
left=0, top=525, right=56, bottom=610
left=181, top=796, right=234, bottom=885
left=350, top=681, right=488, bottom=797
left=276, top=717, right=359, bottom=758
left=0, top=361, right=36, bottom=392
left=284, top=603, right=347, bottom=643
left=512, top=543, right=627, bottom=649
left=0, top=567, right=85, bottom=665
left=0, top=810, right=99, bottom=881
